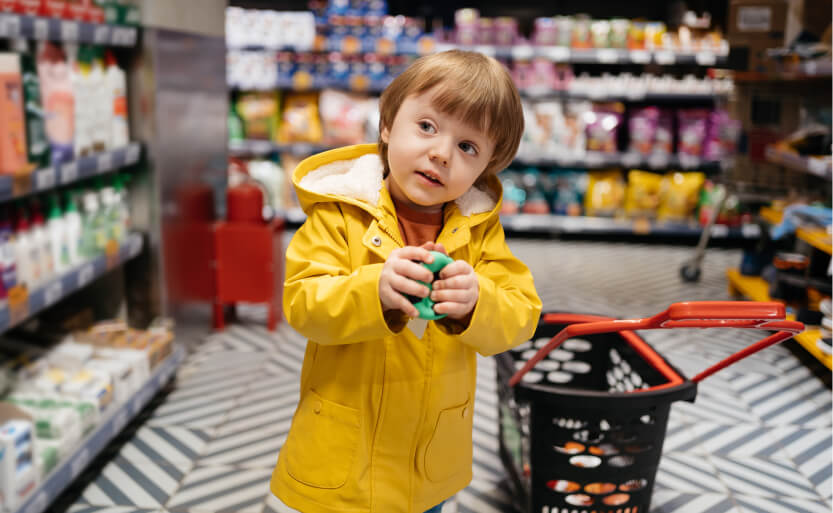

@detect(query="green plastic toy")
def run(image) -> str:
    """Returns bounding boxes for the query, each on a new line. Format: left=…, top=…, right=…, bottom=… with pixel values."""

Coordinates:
left=410, top=250, right=454, bottom=320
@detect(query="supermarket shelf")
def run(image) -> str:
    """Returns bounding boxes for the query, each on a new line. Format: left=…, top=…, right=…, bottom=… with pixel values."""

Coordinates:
left=13, top=343, right=185, bottom=513
left=0, top=143, right=142, bottom=203
left=726, top=268, right=832, bottom=370
left=758, top=207, right=832, bottom=255
left=436, top=43, right=729, bottom=66
left=279, top=207, right=759, bottom=239
left=229, top=140, right=723, bottom=171
left=521, top=89, right=727, bottom=103
left=500, top=214, right=759, bottom=238
left=515, top=152, right=723, bottom=171
left=0, top=12, right=138, bottom=46
left=764, top=146, right=832, bottom=180
left=0, top=232, right=144, bottom=335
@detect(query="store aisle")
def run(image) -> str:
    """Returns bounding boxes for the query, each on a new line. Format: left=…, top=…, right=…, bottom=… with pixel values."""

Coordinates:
left=65, top=238, right=831, bottom=513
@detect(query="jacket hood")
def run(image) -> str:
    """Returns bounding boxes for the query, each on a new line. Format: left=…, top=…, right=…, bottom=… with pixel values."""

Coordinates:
left=292, top=144, right=503, bottom=223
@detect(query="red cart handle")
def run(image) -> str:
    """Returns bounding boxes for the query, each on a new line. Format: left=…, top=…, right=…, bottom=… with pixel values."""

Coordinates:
left=509, top=301, right=804, bottom=388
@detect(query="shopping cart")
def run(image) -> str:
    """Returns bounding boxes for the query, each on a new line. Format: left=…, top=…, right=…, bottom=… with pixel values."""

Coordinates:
left=496, top=301, right=803, bottom=513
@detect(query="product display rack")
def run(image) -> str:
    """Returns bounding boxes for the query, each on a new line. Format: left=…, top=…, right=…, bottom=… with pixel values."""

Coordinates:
left=12, top=343, right=185, bottom=513
left=0, top=143, right=142, bottom=202
left=0, top=12, right=138, bottom=47
left=727, top=268, right=831, bottom=370
left=0, top=232, right=144, bottom=334
left=764, top=145, right=833, bottom=181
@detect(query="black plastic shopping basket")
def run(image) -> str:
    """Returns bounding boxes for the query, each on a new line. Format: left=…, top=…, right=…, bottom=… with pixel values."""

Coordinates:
left=495, top=301, right=804, bottom=513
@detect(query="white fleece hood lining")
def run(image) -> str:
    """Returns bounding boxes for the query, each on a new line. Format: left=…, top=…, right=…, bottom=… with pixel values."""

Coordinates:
left=298, top=153, right=497, bottom=217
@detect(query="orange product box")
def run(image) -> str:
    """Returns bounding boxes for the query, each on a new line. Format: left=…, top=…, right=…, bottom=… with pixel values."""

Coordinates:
left=64, top=0, right=88, bottom=21
left=0, top=0, right=16, bottom=12
left=86, top=4, right=103, bottom=23
left=0, top=54, right=28, bottom=176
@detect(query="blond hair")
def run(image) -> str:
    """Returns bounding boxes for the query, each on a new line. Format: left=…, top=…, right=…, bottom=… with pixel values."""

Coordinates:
left=378, top=50, right=523, bottom=178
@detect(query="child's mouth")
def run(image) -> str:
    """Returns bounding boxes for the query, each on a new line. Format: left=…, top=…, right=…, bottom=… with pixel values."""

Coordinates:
left=416, top=170, right=443, bottom=186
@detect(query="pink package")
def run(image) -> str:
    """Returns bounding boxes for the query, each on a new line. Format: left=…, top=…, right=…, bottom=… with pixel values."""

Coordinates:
left=586, top=103, right=624, bottom=154
left=703, top=109, right=741, bottom=160
left=628, top=106, right=660, bottom=156
left=653, top=109, right=674, bottom=156
left=677, top=109, right=710, bottom=157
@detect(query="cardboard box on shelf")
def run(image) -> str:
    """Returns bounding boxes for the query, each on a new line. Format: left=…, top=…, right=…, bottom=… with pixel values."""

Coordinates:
left=728, top=0, right=788, bottom=41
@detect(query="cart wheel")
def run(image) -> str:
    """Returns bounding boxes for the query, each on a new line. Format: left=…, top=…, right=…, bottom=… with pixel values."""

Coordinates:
left=680, top=263, right=701, bottom=282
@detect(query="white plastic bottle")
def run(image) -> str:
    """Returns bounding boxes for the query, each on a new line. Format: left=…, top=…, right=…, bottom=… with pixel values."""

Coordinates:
left=105, top=51, right=128, bottom=148
left=30, top=204, right=53, bottom=282
left=63, top=193, right=82, bottom=266
left=89, top=51, right=109, bottom=152
left=13, top=210, right=38, bottom=289
left=47, top=197, right=67, bottom=273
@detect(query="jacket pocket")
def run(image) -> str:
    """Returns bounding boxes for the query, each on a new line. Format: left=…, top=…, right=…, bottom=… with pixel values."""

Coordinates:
left=424, top=397, right=472, bottom=483
left=285, top=389, right=361, bottom=489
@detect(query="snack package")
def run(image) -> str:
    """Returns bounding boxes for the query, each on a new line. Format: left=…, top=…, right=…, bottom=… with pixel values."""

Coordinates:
left=677, top=109, right=710, bottom=157
left=563, top=101, right=591, bottom=158
left=499, top=170, right=526, bottom=215
left=279, top=152, right=303, bottom=211
left=319, top=89, right=372, bottom=146
left=703, top=109, right=741, bottom=161
left=585, top=103, right=624, bottom=154
left=657, top=171, right=706, bottom=221
left=531, top=101, right=566, bottom=160
left=235, top=92, right=281, bottom=141
left=624, top=169, right=663, bottom=218
left=584, top=169, right=625, bottom=217
left=520, top=168, right=550, bottom=214
left=653, top=109, right=674, bottom=156
left=278, top=92, right=323, bottom=143
left=552, top=170, right=585, bottom=216
left=628, top=106, right=660, bottom=156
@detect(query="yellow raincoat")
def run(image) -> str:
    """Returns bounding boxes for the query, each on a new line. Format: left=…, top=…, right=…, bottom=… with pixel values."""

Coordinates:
left=270, top=144, right=541, bottom=513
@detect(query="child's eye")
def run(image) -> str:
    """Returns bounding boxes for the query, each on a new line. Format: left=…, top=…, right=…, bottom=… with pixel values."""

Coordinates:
left=459, top=142, right=477, bottom=155
left=419, top=121, right=436, bottom=134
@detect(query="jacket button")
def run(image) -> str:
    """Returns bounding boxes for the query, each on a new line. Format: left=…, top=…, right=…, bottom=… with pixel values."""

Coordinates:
left=313, top=401, right=322, bottom=414
left=371, top=236, right=382, bottom=247
left=452, top=227, right=458, bottom=233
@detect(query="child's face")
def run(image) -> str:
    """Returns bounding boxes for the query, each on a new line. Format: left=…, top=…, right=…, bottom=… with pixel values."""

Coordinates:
left=381, top=88, right=495, bottom=213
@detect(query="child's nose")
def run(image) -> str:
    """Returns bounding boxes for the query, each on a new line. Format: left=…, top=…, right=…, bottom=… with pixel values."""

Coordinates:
left=429, top=143, right=450, bottom=167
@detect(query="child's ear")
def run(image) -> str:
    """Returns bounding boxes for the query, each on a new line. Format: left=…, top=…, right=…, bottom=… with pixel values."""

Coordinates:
left=381, top=126, right=390, bottom=143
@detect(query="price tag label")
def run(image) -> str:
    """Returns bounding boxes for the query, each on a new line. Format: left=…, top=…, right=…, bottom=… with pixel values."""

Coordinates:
left=112, top=26, right=133, bottom=45
left=648, top=154, right=670, bottom=169
left=97, top=152, right=113, bottom=173
left=0, top=15, right=21, bottom=38
left=596, top=49, right=619, bottom=64
left=93, top=24, right=110, bottom=44
left=654, top=50, right=675, bottom=65
left=61, top=161, right=79, bottom=183
left=511, top=45, right=534, bottom=60
left=60, top=20, right=79, bottom=41
left=472, top=45, right=495, bottom=57
left=70, top=447, right=90, bottom=478
left=632, top=218, right=652, bottom=235
left=126, top=143, right=140, bottom=163
left=630, top=50, right=651, bottom=63
left=129, top=235, right=142, bottom=256
left=105, top=239, right=119, bottom=268
left=35, top=167, right=56, bottom=190
left=710, top=224, right=730, bottom=238
left=543, top=46, right=570, bottom=62
left=33, top=18, right=48, bottom=39
left=7, top=285, right=28, bottom=326
left=585, top=152, right=606, bottom=167
left=112, top=409, right=128, bottom=435
left=742, top=224, right=761, bottom=238
left=621, top=153, right=641, bottom=168
left=23, top=492, right=47, bottom=513
left=695, top=51, right=717, bottom=66
left=44, top=280, right=63, bottom=306
left=77, top=263, right=95, bottom=288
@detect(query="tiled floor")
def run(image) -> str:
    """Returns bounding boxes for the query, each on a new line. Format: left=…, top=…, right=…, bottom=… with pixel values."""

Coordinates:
left=57, top=235, right=832, bottom=513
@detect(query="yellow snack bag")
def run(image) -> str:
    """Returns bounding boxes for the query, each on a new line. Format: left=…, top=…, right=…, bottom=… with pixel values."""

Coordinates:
left=657, top=171, right=706, bottom=221
left=584, top=169, right=625, bottom=217
left=625, top=170, right=663, bottom=218
left=278, top=92, right=323, bottom=143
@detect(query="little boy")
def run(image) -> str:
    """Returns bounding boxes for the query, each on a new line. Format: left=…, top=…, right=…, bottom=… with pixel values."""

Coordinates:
left=270, top=50, right=542, bottom=513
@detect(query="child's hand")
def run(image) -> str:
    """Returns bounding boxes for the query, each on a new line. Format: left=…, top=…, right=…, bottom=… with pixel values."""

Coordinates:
left=379, top=246, right=436, bottom=318
left=430, top=259, right=479, bottom=320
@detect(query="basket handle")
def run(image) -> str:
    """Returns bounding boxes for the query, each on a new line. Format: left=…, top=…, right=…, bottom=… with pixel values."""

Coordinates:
left=509, top=301, right=804, bottom=387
